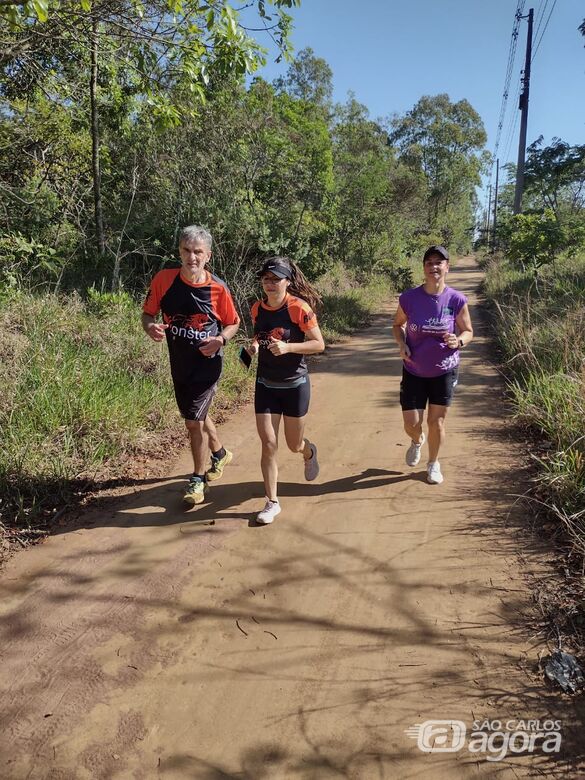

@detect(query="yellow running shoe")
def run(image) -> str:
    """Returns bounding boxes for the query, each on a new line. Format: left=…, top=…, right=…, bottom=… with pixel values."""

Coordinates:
left=206, top=449, right=233, bottom=483
left=183, top=477, right=208, bottom=505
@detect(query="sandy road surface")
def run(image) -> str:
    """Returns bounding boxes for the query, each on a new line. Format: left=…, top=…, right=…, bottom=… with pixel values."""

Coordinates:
left=0, top=257, right=581, bottom=779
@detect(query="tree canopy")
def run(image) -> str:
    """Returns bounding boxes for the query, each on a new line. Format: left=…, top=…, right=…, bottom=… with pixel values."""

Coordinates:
left=524, top=137, right=585, bottom=217
left=1, top=25, right=491, bottom=297
left=390, top=94, right=488, bottom=249
left=273, top=46, right=333, bottom=108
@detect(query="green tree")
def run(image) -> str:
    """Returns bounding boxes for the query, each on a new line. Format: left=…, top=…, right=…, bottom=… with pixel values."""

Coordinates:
left=244, top=80, right=334, bottom=270
left=101, top=77, right=334, bottom=298
left=274, top=46, right=333, bottom=109
left=502, top=209, right=565, bottom=280
left=390, top=93, right=488, bottom=250
left=1, top=0, right=300, bottom=260
left=524, top=137, right=585, bottom=218
left=330, top=96, right=424, bottom=270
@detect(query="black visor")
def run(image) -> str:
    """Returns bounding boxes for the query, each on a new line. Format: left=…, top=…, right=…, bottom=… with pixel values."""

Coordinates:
left=257, top=260, right=292, bottom=280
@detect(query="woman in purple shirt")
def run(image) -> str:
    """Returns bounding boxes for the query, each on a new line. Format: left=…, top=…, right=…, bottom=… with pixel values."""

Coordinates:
left=392, top=246, right=473, bottom=484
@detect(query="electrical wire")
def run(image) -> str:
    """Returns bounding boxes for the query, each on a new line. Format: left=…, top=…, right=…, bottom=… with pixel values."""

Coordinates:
left=483, top=1, right=555, bottom=227
left=483, top=0, right=525, bottom=221
left=502, top=82, right=522, bottom=167
left=532, top=0, right=548, bottom=48
left=493, top=0, right=524, bottom=160
left=532, top=0, right=557, bottom=62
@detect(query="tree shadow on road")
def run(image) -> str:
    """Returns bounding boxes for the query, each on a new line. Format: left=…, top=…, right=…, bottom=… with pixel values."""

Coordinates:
left=46, top=467, right=424, bottom=534
left=2, top=261, right=583, bottom=779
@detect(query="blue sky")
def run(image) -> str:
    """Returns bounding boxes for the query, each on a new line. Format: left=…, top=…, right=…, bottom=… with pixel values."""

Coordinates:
left=254, top=0, right=585, bottom=198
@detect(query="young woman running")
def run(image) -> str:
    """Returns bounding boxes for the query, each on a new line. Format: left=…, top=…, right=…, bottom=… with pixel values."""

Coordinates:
left=392, top=245, right=473, bottom=484
left=246, top=256, right=325, bottom=524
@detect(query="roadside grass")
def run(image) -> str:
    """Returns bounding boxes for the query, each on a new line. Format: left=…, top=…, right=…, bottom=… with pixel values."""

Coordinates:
left=483, top=252, right=585, bottom=556
left=0, top=268, right=393, bottom=553
left=0, top=291, right=178, bottom=543
left=317, top=262, right=393, bottom=342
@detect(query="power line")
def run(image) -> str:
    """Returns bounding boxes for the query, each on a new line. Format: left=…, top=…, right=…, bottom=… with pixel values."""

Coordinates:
left=532, top=0, right=557, bottom=61
left=483, top=2, right=552, bottom=221
left=532, top=0, right=548, bottom=46
left=492, top=0, right=525, bottom=164
left=483, top=0, right=525, bottom=220
left=502, top=84, right=521, bottom=166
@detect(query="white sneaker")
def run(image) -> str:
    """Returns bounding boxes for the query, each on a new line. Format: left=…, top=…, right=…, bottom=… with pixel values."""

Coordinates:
left=405, top=432, right=426, bottom=467
left=256, top=498, right=281, bottom=525
left=304, top=442, right=319, bottom=481
left=427, top=461, right=444, bottom=484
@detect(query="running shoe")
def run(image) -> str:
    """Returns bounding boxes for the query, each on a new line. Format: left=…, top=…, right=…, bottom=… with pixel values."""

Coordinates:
left=256, top=498, right=281, bottom=525
left=405, top=432, right=426, bottom=467
left=427, top=461, right=444, bottom=485
left=183, top=476, right=208, bottom=505
left=304, top=442, right=319, bottom=481
left=206, top=449, right=233, bottom=482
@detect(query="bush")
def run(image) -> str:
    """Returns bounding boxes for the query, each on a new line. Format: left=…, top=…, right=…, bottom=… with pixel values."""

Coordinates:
left=85, top=287, right=136, bottom=316
left=0, top=232, right=64, bottom=293
left=499, top=209, right=569, bottom=277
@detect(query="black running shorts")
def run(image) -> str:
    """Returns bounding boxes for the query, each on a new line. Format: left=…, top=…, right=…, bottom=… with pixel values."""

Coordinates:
left=400, top=367, right=458, bottom=411
left=254, top=377, right=310, bottom=418
left=174, top=380, right=217, bottom=421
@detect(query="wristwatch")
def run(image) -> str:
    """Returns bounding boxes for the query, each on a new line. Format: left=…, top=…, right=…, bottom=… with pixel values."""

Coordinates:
left=458, top=337, right=464, bottom=348
left=219, top=334, right=227, bottom=346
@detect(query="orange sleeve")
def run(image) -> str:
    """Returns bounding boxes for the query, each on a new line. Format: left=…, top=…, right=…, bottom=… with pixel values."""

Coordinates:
left=250, top=300, right=260, bottom=326
left=142, top=269, right=178, bottom=316
left=211, top=281, right=240, bottom=326
left=288, top=298, right=317, bottom=333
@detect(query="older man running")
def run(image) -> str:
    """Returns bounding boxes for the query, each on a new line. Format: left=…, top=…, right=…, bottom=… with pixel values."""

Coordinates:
left=142, top=225, right=240, bottom=504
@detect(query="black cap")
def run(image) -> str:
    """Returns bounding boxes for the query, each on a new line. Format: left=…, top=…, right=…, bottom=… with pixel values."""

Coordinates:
left=423, top=245, right=449, bottom=262
left=257, top=259, right=292, bottom=280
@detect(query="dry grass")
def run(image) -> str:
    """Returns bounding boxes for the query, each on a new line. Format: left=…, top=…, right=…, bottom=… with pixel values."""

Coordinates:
left=483, top=252, right=585, bottom=555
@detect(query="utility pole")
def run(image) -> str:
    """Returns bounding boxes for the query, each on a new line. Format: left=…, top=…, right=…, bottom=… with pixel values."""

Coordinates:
left=485, top=184, right=492, bottom=246
left=492, top=158, right=499, bottom=251
left=513, top=7, right=534, bottom=214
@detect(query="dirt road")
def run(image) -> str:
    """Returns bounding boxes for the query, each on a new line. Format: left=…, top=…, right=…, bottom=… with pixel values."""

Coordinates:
left=0, top=258, right=578, bottom=778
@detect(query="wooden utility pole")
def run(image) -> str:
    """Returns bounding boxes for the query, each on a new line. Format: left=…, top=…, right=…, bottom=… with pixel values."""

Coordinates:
left=513, top=7, right=534, bottom=214
left=492, top=158, right=499, bottom=251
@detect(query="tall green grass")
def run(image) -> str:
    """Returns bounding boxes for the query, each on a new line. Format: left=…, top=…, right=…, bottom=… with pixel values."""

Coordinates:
left=483, top=253, right=585, bottom=552
left=1, top=291, right=176, bottom=528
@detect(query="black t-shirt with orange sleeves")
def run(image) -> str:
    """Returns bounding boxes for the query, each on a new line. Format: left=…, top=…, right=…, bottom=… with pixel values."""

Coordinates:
left=251, top=293, right=318, bottom=383
left=143, top=268, right=240, bottom=385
